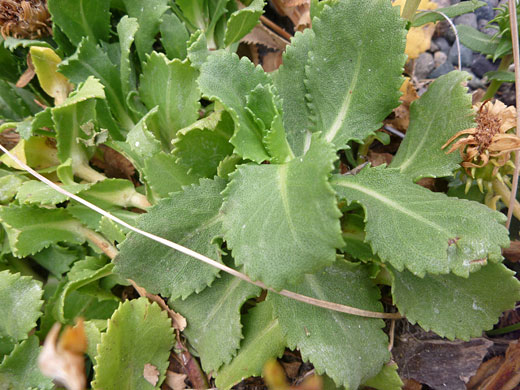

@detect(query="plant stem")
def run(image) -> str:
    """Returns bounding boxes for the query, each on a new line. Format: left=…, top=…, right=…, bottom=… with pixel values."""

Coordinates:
left=492, top=178, right=520, bottom=221
left=483, top=54, right=513, bottom=101
left=74, top=163, right=107, bottom=183
left=80, top=227, right=119, bottom=259
left=401, top=0, right=421, bottom=22
left=130, top=192, right=151, bottom=209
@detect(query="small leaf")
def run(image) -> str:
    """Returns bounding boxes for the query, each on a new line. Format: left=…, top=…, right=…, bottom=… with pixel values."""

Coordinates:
left=160, top=13, right=189, bottom=60
left=224, top=0, right=265, bottom=46
left=215, top=301, right=286, bottom=390
left=362, top=363, right=403, bottom=390
left=269, top=261, right=390, bottom=390
left=0, top=80, right=36, bottom=121
left=0, top=206, right=86, bottom=257
left=221, top=134, right=344, bottom=289
left=117, top=16, right=140, bottom=102
left=485, top=70, right=515, bottom=83
left=0, top=175, right=25, bottom=204
left=16, top=180, right=91, bottom=206
left=32, top=244, right=82, bottom=278
left=412, top=1, right=487, bottom=27
left=0, top=336, right=54, bottom=389
left=92, top=298, right=175, bottom=389
left=0, top=271, right=43, bottom=342
left=171, top=272, right=262, bottom=372
left=139, top=52, right=200, bottom=145
left=198, top=51, right=271, bottom=163
left=47, top=0, right=110, bottom=45
left=457, top=24, right=499, bottom=56
left=391, top=263, right=520, bottom=340
left=332, top=167, right=509, bottom=277
left=390, top=71, right=474, bottom=181
left=115, top=178, right=226, bottom=300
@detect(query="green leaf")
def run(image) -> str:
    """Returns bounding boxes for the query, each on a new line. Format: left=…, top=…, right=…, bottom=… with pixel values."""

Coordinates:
left=0, top=38, right=19, bottom=83
left=390, top=71, right=473, bottom=181
left=16, top=180, right=91, bottom=206
left=362, top=363, right=403, bottom=390
left=198, top=51, right=271, bottom=163
left=221, top=134, right=344, bottom=289
left=186, top=30, right=210, bottom=69
left=172, top=109, right=234, bottom=178
left=269, top=261, right=390, bottom=390
left=60, top=37, right=134, bottom=130
left=171, top=272, right=262, bottom=372
left=0, top=206, right=86, bottom=257
left=84, top=319, right=106, bottom=361
left=30, top=46, right=72, bottom=104
left=139, top=52, right=201, bottom=145
left=80, top=178, right=148, bottom=209
left=332, top=167, right=509, bottom=277
left=0, top=80, right=35, bottom=121
left=457, top=24, right=499, bottom=56
left=0, top=336, right=54, bottom=390
left=412, top=1, right=487, bottom=27
left=0, top=175, right=25, bottom=204
left=486, top=70, right=515, bottom=82
left=305, top=0, right=406, bottom=149
left=117, top=16, right=140, bottom=102
left=121, top=0, right=170, bottom=62
left=143, top=152, right=199, bottom=199
left=3, top=37, right=51, bottom=51
left=32, top=244, right=82, bottom=278
left=160, top=13, right=189, bottom=60
left=215, top=300, right=286, bottom=390
left=0, top=271, right=43, bottom=342
left=176, top=0, right=207, bottom=30
left=391, top=262, right=520, bottom=340
left=92, top=298, right=175, bottom=389
left=224, top=0, right=265, bottom=46
left=115, top=178, right=226, bottom=300
left=47, top=0, right=110, bottom=45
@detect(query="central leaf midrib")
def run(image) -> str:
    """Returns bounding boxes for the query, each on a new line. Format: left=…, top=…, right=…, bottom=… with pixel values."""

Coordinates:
left=277, top=164, right=298, bottom=242
left=200, top=277, right=242, bottom=331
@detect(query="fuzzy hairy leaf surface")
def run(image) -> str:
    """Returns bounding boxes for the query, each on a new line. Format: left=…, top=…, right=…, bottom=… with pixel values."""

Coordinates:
left=198, top=51, right=271, bottom=163
left=16, top=180, right=91, bottom=205
left=117, top=16, right=139, bottom=102
left=221, top=134, right=344, bottom=289
left=0, top=206, right=86, bottom=257
left=0, top=271, right=43, bottom=342
left=391, top=263, right=520, bottom=340
left=306, top=0, right=406, bottom=149
left=47, top=0, right=110, bottom=45
left=0, top=336, right=54, bottom=389
left=140, top=52, right=200, bottom=145
left=115, top=178, right=226, bottom=300
left=224, top=0, right=265, bottom=46
left=332, top=167, right=509, bottom=277
left=171, top=272, right=262, bottom=372
left=216, top=300, right=286, bottom=390
left=160, top=13, right=189, bottom=60
left=92, top=298, right=174, bottom=389
left=269, top=261, right=389, bottom=390
left=390, top=71, right=474, bottom=181
left=172, top=110, right=234, bottom=178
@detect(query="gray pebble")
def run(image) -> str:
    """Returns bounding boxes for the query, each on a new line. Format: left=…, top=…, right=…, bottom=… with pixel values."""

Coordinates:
left=428, top=61, right=455, bottom=78
left=434, top=51, right=448, bottom=67
left=467, top=71, right=485, bottom=89
left=433, top=37, right=450, bottom=53
left=448, top=43, right=473, bottom=67
left=415, top=52, right=435, bottom=79
left=478, top=19, right=496, bottom=36
left=454, top=14, right=478, bottom=30
left=471, top=54, right=497, bottom=78
left=475, top=5, right=495, bottom=21
left=430, top=40, right=440, bottom=52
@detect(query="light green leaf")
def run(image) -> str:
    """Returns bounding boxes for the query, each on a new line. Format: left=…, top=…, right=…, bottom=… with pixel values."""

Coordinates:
left=0, top=175, right=25, bottom=204
left=3, top=37, right=51, bottom=51
left=224, top=0, right=265, bottom=46
left=176, top=0, right=207, bottom=30
left=221, top=134, right=344, bottom=289
left=60, top=37, right=134, bottom=130
left=306, top=0, right=406, bottom=149
left=0, top=271, right=43, bottom=342
left=121, top=0, right=170, bottom=62
left=47, top=0, right=110, bottom=45
left=160, top=13, right=189, bottom=60
left=486, top=70, right=515, bottom=83
left=139, top=52, right=200, bottom=145
left=92, top=298, right=175, bottom=390
left=16, top=180, right=91, bottom=206
left=269, top=261, right=390, bottom=390
left=118, top=16, right=139, bottom=101
left=143, top=152, right=199, bottom=199
left=332, top=166, right=509, bottom=277
left=362, top=363, right=403, bottom=390
left=84, top=320, right=106, bottom=361
left=0, top=336, right=54, bottom=390
left=171, top=272, right=262, bottom=372
left=99, top=217, right=127, bottom=244
left=412, top=1, right=487, bottom=27
left=215, top=301, right=286, bottom=390
left=198, top=51, right=270, bottom=163
left=391, top=262, right=520, bottom=340
left=172, top=109, right=234, bottom=178
left=456, top=25, right=498, bottom=56
left=186, top=30, right=210, bottom=69
left=30, top=46, right=72, bottom=105
left=390, top=71, right=473, bottom=181
left=0, top=206, right=86, bottom=257
left=115, top=178, right=226, bottom=300
left=80, top=179, right=149, bottom=210
left=217, top=154, right=243, bottom=179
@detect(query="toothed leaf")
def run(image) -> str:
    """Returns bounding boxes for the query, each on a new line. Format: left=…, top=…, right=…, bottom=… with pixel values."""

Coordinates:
left=92, top=298, right=175, bottom=389
left=332, top=167, right=509, bottom=277
left=16, top=180, right=91, bottom=206
left=221, top=134, right=344, bottom=289
left=269, top=261, right=389, bottom=390
left=224, top=0, right=265, bottom=46
left=160, top=13, right=189, bottom=60
left=117, top=16, right=139, bottom=101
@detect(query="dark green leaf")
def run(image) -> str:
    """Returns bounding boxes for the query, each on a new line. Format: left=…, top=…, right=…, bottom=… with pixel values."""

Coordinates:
left=412, top=1, right=487, bottom=27
left=457, top=24, right=499, bottom=56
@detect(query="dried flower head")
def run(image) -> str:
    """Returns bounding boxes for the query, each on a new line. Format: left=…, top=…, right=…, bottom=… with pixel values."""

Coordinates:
left=0, top=0, right=51, bottom=39
left=442, top=100, right=519, bottom=176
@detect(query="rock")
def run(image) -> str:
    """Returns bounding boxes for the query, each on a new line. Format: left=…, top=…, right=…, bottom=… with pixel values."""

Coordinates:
left=428, top=61, right=455, bottom=78
left=471, top=54, right=497, bottom=78
left=429, top=40, right=440, bottom=52
left=475, top=4, right=495, bottom=21
left=484, top=0, right=499, bottom=7
left=415, top=52, right=435, bottom=79
left=434, top=51, right=448, bottom=67
left=467, top=71, right=485, bottom=90
left=448, top=43, right=473, bottom=67
left=432, top=37, right=450, bottom=53
left=478, top=19, right=496, bottom=36
left=454, top=14, right=478, bottom=30
left=432, top=0, right=450, bottom=7
left=450, top=0, right=461, bottom=4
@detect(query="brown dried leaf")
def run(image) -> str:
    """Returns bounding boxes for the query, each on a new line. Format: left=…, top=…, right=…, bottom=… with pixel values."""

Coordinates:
left=467, top=356, right=504, bottom=390
left=281, top=0, right=309, bottom=6
left=262, top=51, right=283, bottom=72
left=144, top=363, right=160, bottom=386
left=403, top=379, right=423, bottom=390
left=503, top=241, right=520, bottom=263
left=16, top=53, right=35, bottom=88
left=473, top=339, right=520, bottom=390
left=38, top=320, right=87, bottom=390
left=270, top=0, right=310, bottom=31
left=165, top=371, right=187, bottom=390
left=386, top=78, right=419, bottom=131
left=241, top=23, right=289, bottom=50
left=367, top=150, right=393, bottom=167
